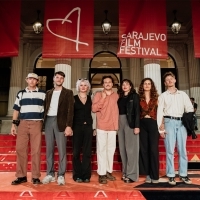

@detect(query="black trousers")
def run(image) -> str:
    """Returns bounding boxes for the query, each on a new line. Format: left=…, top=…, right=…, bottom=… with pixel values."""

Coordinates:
left=139, top=118, right=159, bottom=180
left=72, top=124, right=93, bottom=180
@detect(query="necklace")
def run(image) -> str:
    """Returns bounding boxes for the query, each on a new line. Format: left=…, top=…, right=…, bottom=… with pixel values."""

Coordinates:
left=78, top=94, right=87, bottom=99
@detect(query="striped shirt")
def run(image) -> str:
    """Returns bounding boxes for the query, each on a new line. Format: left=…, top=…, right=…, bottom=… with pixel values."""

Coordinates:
left=157, top=89, right=194, bottom=128
left=13, top=87, right=46, bottom=120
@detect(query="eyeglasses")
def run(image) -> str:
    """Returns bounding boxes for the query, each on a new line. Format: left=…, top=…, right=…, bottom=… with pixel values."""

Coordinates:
left=78, top=78, right=88, bottom=80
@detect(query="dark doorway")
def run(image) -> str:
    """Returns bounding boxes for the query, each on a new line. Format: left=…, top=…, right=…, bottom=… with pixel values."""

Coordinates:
left=89, top=51, right=122, bottom=92
left=34, top=68, right=55, bottom=91
left=0, top=58, right=11, bottom=116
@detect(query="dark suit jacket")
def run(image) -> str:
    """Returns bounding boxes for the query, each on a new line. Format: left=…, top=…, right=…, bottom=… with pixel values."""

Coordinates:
left=126, top=92, right=140, bottom=129
left=182, top=112, right=197, bottom=139
left=44, top=87, right=74, bottom=132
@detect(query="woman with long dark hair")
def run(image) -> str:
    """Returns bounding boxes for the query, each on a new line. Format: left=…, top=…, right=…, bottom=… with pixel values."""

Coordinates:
left=138, top=78, right=159, bottom=183
left=117, top=79, right=140, bottom=183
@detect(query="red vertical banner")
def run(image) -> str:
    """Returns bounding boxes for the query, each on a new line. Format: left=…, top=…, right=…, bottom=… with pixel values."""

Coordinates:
left=0, top=0, right=21, bottom=57
left=43, top=0, right=94, bottom=58
left=191, top=0, right=200, bottom=57
left=118, top=0, right=167, bottom=58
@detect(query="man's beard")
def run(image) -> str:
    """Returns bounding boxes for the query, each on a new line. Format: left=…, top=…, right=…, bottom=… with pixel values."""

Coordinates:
left=55, top=83, right=62, bottom=87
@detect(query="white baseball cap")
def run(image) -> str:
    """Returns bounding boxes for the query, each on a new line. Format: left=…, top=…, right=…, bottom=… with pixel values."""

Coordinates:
left=26, top=73, right=39, bottom=80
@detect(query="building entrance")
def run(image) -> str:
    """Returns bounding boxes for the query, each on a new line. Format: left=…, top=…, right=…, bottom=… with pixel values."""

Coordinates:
left=89, top=51, right=122, bottom=94
left=0, top=58, right=11, bottom=116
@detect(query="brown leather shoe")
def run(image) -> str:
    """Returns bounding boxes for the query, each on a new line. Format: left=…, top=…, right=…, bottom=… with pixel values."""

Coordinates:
left=106, top=172, right=116, bottom=181
left=99, top=175, right=107, bottom=184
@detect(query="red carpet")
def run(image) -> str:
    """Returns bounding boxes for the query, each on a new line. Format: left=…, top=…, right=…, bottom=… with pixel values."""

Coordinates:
left=0, top=134, right=200, bottom=199
left=1, top=171, right=200, bottom=200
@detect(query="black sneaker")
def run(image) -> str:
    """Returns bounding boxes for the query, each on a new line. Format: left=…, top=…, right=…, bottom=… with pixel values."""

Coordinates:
left=75, top=178, right=83, bottom=183
left=83, top=179, right=90, bottom=183
left=11, top=177, right=27, bottom=185
left=106, top=172, right=116, bottom=181
left=179, top=176, right=192, bottom=184
left=121, top=174, right=126, bottom=181
left=168, top=177, right=176, bottom=185
left=124, top=177, right=134, bottom=183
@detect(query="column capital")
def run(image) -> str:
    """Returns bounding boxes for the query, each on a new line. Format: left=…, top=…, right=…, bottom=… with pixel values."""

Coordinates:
left=56, top=58, right=71, bottom=65
left=144, top=59, right=160, bottom=65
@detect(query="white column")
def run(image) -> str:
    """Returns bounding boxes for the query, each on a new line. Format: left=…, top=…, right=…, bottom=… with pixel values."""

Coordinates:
left=144, top=59, right=161, bottom=94
left=7, top=42, right=23, bottom=116
left=71, top=59, right=82, bottom=95
left=187, top=42, right=200, bottom=116
left=55, top=59, right=71, bottom=89
left=21, top=43, right=31, bottom=89
left=129, top=58, right=141, bottom=92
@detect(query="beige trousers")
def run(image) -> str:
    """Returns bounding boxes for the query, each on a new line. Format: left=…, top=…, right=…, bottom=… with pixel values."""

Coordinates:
left=96, top=129, right=116, bottom=175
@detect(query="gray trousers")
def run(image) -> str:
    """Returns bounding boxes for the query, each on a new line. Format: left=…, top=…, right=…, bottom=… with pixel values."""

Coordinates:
left=118, top=115, right=139, bottom=181
left=45, top=116, right=67, bottom=177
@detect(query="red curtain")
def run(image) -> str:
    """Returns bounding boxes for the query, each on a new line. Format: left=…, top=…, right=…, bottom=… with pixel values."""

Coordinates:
left=43, top=0, right=94, bottom=58
left=191, top=0, right=200, bottom=58
left=118, top=0, right=167, bottom=58
left=0, top=0, right=21, bottom=57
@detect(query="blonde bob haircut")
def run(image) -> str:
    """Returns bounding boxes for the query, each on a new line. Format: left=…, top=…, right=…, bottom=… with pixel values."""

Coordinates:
left=76, top=78, right=91, bottom=92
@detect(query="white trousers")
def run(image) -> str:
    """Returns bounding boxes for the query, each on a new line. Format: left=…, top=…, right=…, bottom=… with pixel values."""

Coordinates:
left=96, top=129, right=116, bottom=175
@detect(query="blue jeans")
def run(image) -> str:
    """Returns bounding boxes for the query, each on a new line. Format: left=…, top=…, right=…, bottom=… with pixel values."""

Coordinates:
left=164, top=118, right=188, bottom=177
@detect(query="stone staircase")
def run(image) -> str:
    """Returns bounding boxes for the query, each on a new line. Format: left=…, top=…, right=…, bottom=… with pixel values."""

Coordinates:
left=0, top=134, right=199, bottom=172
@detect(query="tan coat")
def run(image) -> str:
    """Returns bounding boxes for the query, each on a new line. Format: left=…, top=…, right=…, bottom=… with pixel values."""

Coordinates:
left=44, top=87, right=74, bottom=131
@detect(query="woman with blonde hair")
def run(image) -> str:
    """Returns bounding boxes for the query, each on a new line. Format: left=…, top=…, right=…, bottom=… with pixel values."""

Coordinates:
left=72, top=78, right=93, bottom=183
left=138, top=78, right=159, bottom=183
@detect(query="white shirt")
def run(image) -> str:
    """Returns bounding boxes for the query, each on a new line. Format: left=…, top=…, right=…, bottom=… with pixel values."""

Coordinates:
left=157, top=89, right=194, bottom=128
left=47, top=90, right=61, bottom=116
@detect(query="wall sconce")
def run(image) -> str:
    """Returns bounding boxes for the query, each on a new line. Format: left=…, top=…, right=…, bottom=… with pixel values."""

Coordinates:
left=33, top=10, right=43, bottom=34
left=170, top=10, right=181, bottom=34
left=101, top=10, right=112, bottom=35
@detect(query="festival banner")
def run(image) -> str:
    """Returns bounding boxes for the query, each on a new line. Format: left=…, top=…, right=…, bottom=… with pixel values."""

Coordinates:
left=0, top=0, right=21, bottom=57
left=43, top=0, right=94, bottom=58
left=118, top=0, right=167, bottom=58
left=191, top=0, right=200, bottom=58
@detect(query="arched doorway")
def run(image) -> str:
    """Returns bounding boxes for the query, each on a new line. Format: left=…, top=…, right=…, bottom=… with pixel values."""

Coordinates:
left=0, top=58, right=11, bottom=116
left=34, top=55, right=55, bottom=91
left=89, top=51, right=122, bottom=93
left=160, top=54, right=178, bottom=92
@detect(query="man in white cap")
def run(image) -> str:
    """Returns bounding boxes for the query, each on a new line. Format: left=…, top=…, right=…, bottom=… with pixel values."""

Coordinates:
left=10, top=73, right=46, bottom=185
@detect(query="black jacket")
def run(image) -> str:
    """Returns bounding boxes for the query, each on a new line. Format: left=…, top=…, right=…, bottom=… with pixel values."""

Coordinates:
left=126, top=92, right=140, bottom=129
left=182, top=112, right=197, bottom=139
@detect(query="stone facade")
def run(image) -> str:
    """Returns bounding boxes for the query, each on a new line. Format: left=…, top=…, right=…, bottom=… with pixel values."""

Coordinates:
left=1, top=26, right=200, bottom=133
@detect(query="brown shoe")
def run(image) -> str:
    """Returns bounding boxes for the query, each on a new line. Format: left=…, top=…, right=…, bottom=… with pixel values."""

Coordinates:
left=99, top=175, right=107, bottom=184
left=106, top=172, right=116, bottom=181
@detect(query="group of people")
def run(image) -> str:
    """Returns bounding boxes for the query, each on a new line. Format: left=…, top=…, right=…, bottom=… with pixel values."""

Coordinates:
left=10, top=70, right=194, bottom=186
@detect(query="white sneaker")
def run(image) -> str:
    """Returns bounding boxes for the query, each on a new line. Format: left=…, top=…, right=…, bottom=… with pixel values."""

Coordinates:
left=145, top=175, right=151, bottom=183
left=152, top=179, right=159, bottom=184
left=42, top=175, right=56, bottom=184
left=57, top=176, right=65, bottom=185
